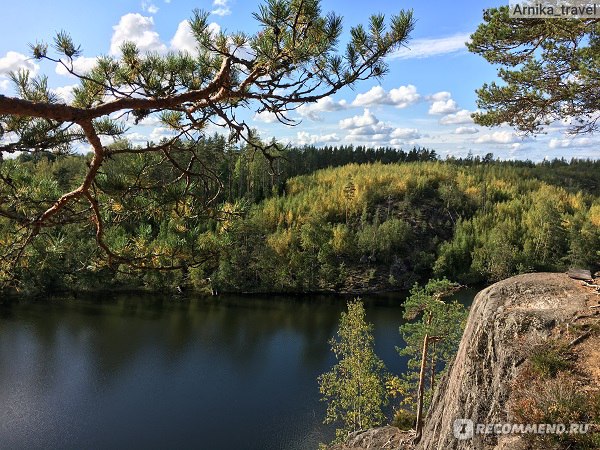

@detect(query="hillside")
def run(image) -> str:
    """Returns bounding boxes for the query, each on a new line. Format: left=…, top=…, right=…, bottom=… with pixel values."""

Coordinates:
left=207, top=161, right=600, bottom=293
left=2, top=156, right=599, bottom=295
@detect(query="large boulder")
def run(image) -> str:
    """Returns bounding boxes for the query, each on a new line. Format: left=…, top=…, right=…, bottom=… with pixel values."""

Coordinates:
left=332, top=273, right=597, bottom=450
left=417, top=273, right=593, bottom=450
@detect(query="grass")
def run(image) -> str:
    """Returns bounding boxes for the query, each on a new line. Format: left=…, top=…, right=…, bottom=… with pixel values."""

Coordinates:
left=510, top=370, right=600, bottom=449
left=529, top=342, right=572, bottom=378
left=508, top=332, right=600, bottom=450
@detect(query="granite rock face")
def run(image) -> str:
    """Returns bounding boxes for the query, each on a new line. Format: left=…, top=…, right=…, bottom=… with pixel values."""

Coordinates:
left=416, top=273, right=591, bottom=450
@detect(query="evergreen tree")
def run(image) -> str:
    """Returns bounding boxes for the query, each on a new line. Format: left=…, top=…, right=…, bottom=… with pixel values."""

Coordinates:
left=468, top=7, right=600, bottom=134
left=398, top=279, right=467, bottom=443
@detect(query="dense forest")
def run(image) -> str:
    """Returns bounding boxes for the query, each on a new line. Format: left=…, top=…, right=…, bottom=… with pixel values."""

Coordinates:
left=1, top=136, right=599, bottom=295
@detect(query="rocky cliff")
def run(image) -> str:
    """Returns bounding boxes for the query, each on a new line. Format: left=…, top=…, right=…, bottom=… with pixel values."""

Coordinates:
left=336, top=272, right=600, bottom=450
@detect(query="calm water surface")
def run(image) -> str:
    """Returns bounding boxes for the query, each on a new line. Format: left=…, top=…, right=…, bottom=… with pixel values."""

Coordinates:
left=0, top=291, right=475, bottom=450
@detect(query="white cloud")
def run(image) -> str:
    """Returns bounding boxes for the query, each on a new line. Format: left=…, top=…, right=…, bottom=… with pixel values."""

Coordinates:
left=170, top=20, right=196, bottom=53
left=429, top=92, right=451, bottom=102
left=128, top=114, right=162, bottom=127
left=339, top=109, right=421, bottom=145
left=296, top=131, right=340, bottom=146
left=455, top=126, right=479, bottom=135
left=429, top=99, right=458, bottom=115
left=51, top=84, right=78, bottom=103
left=142, top=1, right=159, bottom=14
left=110, top=13, right=167, bottom=55
left=352, top=85, right=420, bottom=109
left=388, top=86, right=421, bottom=108
left=55, top=56, right=98, bottom=77
left=150, top=126, right=175, bottom=141
left=340, top=109, right=380, bottom=130
left=440, top=109, right=474, bottom=125
left=352, top=86, right=387, bottom=106
left=207, top=22, right=221, bottom=36
left=170, top=19, right=220, bottom=54
left=346, top=121, right=392, bottom=135
left=253, top=111, right=279, bottom=123
left=548, top=137, right=596, bottom=149
left=428, top=91, right=458, bottom=115
left=0, top=52, right=39, bottom=95
left=390, top=33, right=470, bottom=60
left=211, top=0, right=231, bottom=16
left=297, top=97, right=347, bottom=120
left=475, top=130, right=522, bottom=144
left=126, top=132, right=151, bottom=144
left=0, top=51, right=39, bottom=76
left=390, top=128, right=421, bottom=140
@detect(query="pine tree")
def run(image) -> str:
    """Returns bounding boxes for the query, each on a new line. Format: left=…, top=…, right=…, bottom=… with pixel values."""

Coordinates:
left=468, top=7, right=600, bottom=134
left=0, top=0, right=415, bottom=270
left=398, top=279, right=467, bottom=443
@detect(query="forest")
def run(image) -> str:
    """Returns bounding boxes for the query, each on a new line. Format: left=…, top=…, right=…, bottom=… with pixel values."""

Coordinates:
left=3, top=2, right=600, bottom=450
left=2, top=136, right=598, bottom=295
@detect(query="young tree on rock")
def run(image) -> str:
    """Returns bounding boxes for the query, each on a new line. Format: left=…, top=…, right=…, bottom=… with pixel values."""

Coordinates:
left=319, top=298, right=390, bottom=443
left=398, top=278, right=466, bottom=443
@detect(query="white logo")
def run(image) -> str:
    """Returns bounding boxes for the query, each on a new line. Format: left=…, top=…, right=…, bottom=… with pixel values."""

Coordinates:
left=453, top=419, right=474, bottom=440
left=452, top=420, right=591, bottom=438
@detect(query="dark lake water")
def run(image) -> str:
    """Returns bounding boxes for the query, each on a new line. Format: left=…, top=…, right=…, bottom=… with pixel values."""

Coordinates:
left=0, top=291, right=475, bottom=450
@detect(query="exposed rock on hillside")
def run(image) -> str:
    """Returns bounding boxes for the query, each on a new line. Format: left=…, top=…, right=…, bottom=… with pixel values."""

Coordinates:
left=417, top=272, right=598, bottom=450
left=330, top=426, right=414, bottom=449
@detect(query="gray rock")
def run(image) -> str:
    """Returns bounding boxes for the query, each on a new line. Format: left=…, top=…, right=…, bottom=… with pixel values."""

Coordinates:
left=416, top=273, right=590, bottom=450
left=331, top=426, right=415, bottom=449
left=567, top=268, right=592, bottom=280
left=333, top=273, right=593, bottom=450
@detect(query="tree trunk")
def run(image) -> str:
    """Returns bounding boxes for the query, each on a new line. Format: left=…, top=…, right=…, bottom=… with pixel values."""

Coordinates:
left=429, top=340, right=437, bottom=393
left=414, top=332, right=430, bottom=443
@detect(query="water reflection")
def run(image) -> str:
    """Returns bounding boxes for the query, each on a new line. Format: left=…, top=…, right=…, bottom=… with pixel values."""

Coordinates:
left=0, top=291, right=474, bottom=450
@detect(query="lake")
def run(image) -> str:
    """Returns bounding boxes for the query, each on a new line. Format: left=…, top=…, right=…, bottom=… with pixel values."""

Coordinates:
left=0, top=291, right=475, bottom=449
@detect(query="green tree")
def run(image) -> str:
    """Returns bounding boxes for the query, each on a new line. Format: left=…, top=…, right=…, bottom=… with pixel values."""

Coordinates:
left=319, top=299, right=389, bottom=443
left=568, top=209, right=600, bottom=268
left=471, top=216, right=524, bottom=282
left=398, top=279, right=467, bottom=443
left=343, top=175, right=356, bottom=224
left=433, top=219, right=476, bottom=282
left=522, top=191, right=567, bottom=269
left=0, top=0, right=414, bottom=272
left=468, top=7, right=600, bottom=134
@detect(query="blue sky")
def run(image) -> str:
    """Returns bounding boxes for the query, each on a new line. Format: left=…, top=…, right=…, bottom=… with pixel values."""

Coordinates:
left=0, top=0, right=598, bottom=160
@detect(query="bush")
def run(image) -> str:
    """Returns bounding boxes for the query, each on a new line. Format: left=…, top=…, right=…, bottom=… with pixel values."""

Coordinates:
left=392, top=409, right=416, bottom=431
left=529, top=340, right=572, bottom=378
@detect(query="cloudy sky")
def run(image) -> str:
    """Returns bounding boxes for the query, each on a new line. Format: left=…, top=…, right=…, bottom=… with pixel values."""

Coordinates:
left=1, top=0, right=598, bottom=161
